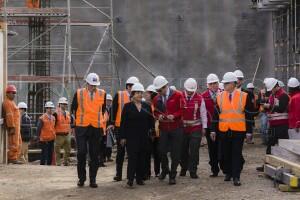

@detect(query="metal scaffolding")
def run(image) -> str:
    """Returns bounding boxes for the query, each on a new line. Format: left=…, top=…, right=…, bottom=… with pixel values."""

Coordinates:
left=252, top=0, right=300, bottom=84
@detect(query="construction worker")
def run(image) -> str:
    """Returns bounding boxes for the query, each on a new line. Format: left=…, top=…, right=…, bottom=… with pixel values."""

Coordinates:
left=53, top=97, right=72, bottom=166
left=211, top=72, right=252, bottom=186
left=71, top=72, right=106, bottom=188
left=119, top=83, right=155, bottom=187
left=202, top=74, right=223, bottom=177
left=18, top=102, right=32, bottom=163
left=105, top=94, right=114, bottom=162
left=287, top=77, right=300, bottom=138
left=180, top=78, right=207, bottom=179
left=170, top=86, right=177, bottom=91
left=264, top=78, right=290, bottom=154
left=152, top=75, right=184, bottom=185
left=26, top=0, right=40, bottom=8
left=37, top=101, right=56, bottom=165
left=109, top=76, right=139, bottom=182
left=233, top=69, right=245, bottom=90
left=3, top=85, right=22, bottom=164
left=144, top=84, right=160, bottom=179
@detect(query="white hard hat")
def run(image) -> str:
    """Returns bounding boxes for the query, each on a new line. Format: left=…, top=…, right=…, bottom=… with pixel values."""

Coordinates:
left=131, top=83, right=145, bottom=92
left=278, top=80, right=285, bottom=87
left=246, top=83, right=255, bottom=89
left=221, top=72, right=238, bottom=83
left=265, top=78, right=278, bottom=92
left=170, top=86, right=177, bottom=90
left=207, top=73, right=219, bottom=84
left=126, top=76, right=139, bottom=85
left=146, top=84, right=157, bottom=93
left=288, top=77, right=300, bottom=88
left=18, top=102, right=27, bottom=109
left=263, top=78, right=270, bottom=84
left=219, top=83, right=224, bottom=90
left=45, top=101, right=55, bottom=108
left=58, top=97, right=68, bottom=104
left=86, top=73, right=100, bottom=86
left=153, top=76, right=168, bottom=90
left=234, top=69, right=244, bottom=79
left=184, top=78, right=197, bottom=92
left=106, top=94, right=113, bottom=101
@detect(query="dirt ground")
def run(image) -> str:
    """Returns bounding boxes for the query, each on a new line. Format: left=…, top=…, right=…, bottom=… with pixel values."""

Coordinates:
left=1, top=138, right=300, bottom=200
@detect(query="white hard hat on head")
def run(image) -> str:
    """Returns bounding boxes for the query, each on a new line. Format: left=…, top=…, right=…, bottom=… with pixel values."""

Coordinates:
left=219, top=83, right=224, bottom=90
left=131, top=83, right=145, bottom=92
left=207, top=73, right=219, bottom=84
left=184, top=78, right=197, bottom=92
left=18, top=102, right=27, bottom=109
left=58, top=97, right=68, bottom=105
left=288, top=77, right=300, bottom=88
left=153, top=76, right=168, bottom=90
left=246, top=83, right=255, bottom=89
left=221, top=72, right=238, bottom=83
left=170, top=86, right=177, bottom=90
left=265, top=78, right=278, bottom=92
left=146, top=85, right=157, bottom=93
left=106, top=94, right=113, bottom=101
left=45, top=101, right=55, bottom=108
left=86, top=73, right=100, bottom=86
left=234, top=69, right=244, bottom=79
left=126, top=76, right=139, bottom=85
left=278, top=80, right=285, bottom=87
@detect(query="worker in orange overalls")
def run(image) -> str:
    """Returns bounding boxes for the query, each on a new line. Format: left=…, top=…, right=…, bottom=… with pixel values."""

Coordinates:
left=26, top=0, right=40, bottom=8
left=37, top=101, right=56, bottom=165
left=3, top=85, right=23, bottom=164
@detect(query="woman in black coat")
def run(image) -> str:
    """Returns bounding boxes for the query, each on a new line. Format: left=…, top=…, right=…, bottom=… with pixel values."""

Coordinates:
left=120, top=83, right=155, bottom=187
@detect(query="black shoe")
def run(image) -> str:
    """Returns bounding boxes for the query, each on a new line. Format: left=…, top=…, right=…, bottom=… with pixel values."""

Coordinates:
left=233, top=178, right=241, bottom=186
left=190, top=173, right=199, bottom=179
left=77, top=180, right=85, bottom=187
left=136, top=180, right=145, bottom=185
left=169, top=178, right=176, bottom=185
left=159, top=172, right=168, bottom=180
left=209, top=173, right=218, bottom=177
left=224, top=174, right=232, bottom=181
left=89, top=182, right=98, bottom=188
left=114, top=176, right=122, bottom=181
left=127, top=180, right=133, bottom=188
left=256, top=166, right=264, bottom=172
left=180, top=170, right=186, bottom=177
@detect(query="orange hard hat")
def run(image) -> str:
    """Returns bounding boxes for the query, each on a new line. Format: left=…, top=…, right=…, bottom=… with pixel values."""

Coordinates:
left=6, top=85, right=17, bottom=93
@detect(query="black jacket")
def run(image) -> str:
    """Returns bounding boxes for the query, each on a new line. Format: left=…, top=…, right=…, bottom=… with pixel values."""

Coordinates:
left=120, top=102, right=154, bottom=152
left=20, top=112, right=32, bottom=142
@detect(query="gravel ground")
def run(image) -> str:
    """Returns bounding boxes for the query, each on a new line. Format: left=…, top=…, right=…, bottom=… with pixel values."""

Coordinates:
left=1, top=138, right=300, bottom=200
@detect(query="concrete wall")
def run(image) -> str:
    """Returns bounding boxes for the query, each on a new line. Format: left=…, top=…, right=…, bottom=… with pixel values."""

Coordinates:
left=6, top=0, right=274, bottom=104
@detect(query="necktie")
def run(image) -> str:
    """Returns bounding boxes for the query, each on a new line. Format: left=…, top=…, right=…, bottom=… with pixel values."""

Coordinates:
left=229, top=93, right=232, bottom=102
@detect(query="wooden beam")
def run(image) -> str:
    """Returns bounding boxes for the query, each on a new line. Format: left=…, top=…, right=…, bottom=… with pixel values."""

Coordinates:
left=279, top=139, right=300, bottom=156
left=265, top=155, right=300, bottom=177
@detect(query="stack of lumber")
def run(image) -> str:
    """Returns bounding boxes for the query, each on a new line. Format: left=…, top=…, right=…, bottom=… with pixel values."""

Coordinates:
left=264, top=139, right=300, bottom=191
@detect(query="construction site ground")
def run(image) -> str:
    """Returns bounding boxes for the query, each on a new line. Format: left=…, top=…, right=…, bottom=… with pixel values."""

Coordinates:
left=1, top=138, right=300, bottom=200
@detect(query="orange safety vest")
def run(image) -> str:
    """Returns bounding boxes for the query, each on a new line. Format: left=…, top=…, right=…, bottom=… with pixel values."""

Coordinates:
left=76, top=88, right=106, bottom=128
left=40, top=113, right=56, bottom=142
left=101, top=111, right=109, bottom=135
left=217, top=90, right=248, bottom=132
left=26, top=0, right=40, bottom=8
left=115, top=90, right=130, bottom=127
left=55, top=108, right=71, bottom=134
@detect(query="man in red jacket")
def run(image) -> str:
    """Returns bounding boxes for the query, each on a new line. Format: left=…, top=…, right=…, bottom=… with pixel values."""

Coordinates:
left=180, top=78, right=207, bottom=179
left=287, top=77, right=300, bottom=138
left=152, top=75, right=184, bottom=185
left=202, top=73, right=223, bottom=177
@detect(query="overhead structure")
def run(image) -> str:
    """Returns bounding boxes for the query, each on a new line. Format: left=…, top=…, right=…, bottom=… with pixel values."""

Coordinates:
left=252, top=0, right=300, bottom=85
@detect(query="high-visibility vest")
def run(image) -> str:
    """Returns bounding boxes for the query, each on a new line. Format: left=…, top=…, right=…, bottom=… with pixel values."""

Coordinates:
left=40, top=113, right=56, bottom=142
left=217, top=90, right=248, bottom=132
left=26, top=0, right=40, bottom=8
left=55, top=108, right=71, bottom=134
left=115, top=90, right=130, bottom=127
left=101, top=111, right=109, bottom=135
left=75, top=88, right=106, bottom=128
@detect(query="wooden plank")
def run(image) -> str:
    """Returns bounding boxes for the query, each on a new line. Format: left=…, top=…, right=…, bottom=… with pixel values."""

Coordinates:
left=271, top=146, right=300, bottom=164
left=279, top=139, right=300, bottom=156
left=265, top=155, right=300, bottom=177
